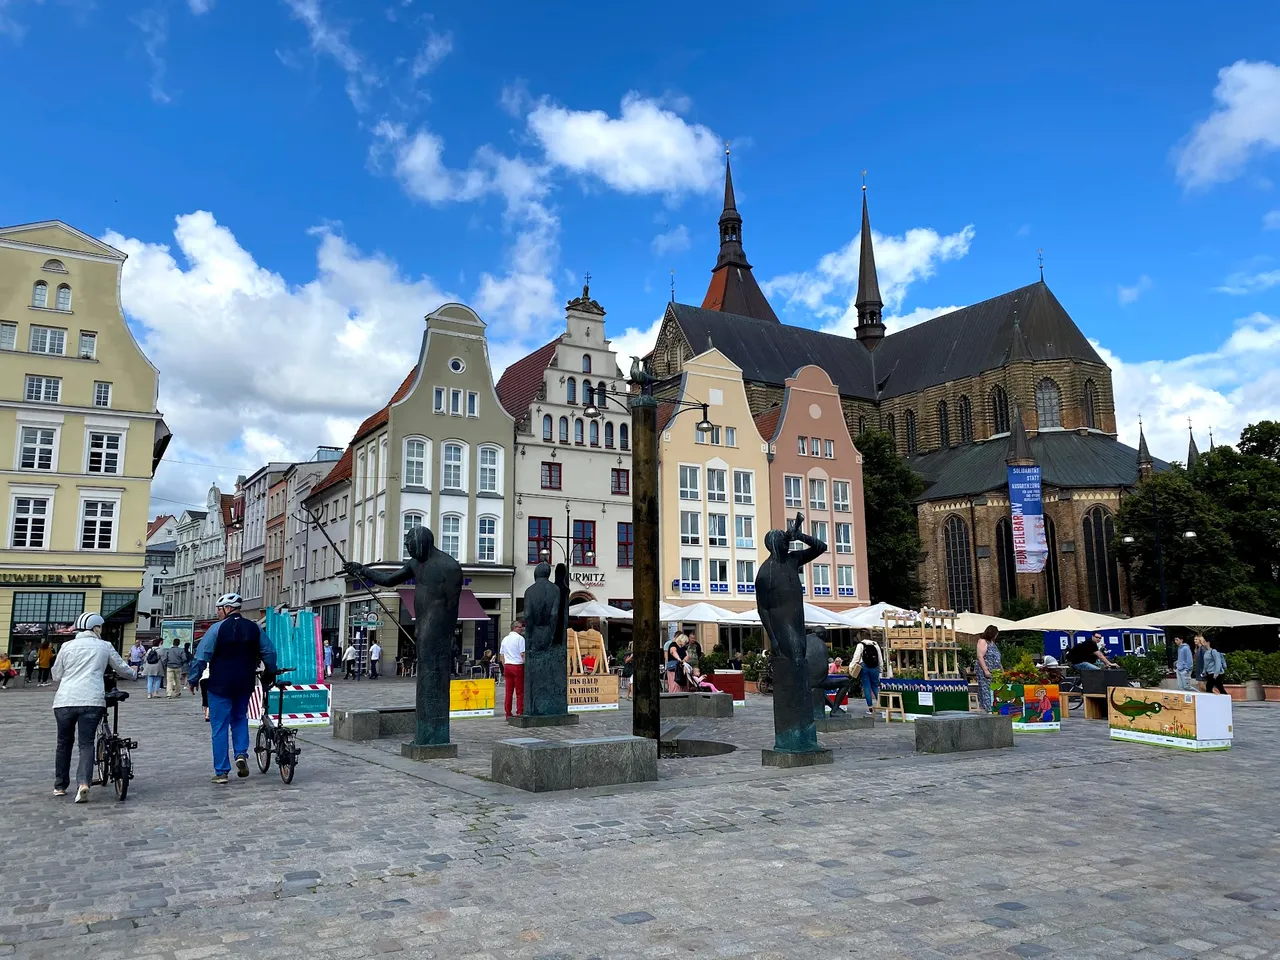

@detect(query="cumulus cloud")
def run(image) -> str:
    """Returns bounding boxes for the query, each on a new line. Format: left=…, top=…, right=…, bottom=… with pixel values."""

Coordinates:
left=282, top=0, right=379, bottom=110
left=411, top=28, right=451, bottom=78
left=1216, top=264, right=1280, bottom=295
left=1099, top=311, right=1280, bottom=462
left=608, top=312, right=667, bottom=373
left=651, top=224, right=689, bottom=257
left=1118, top=274, right=1153, bottom=305
left=132, top=6, right=171, bottom=104
left=1175, top=60, right=1280, bottom=188
left=764, top=222, right=976, bottom=335
left=527, top=92, right=723, bottom=195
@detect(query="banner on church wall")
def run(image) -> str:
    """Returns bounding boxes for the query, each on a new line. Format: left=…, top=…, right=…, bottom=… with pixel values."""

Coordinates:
left=1007, top=465, right=1048, bottom=573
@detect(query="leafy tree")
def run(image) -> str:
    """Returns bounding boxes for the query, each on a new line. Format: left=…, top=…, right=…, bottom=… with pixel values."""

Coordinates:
left=1192, top=445, right=1280, bottom=613
left=1000, top=596, right=1045, bottom=621
left=856, top=429, right=924, bottom=607
left=1238, top=420, right=1280, bottom=462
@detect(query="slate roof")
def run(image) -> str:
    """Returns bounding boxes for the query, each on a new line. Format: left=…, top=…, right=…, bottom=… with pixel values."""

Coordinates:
left=667, top=280, right=1103, bottom=403
left=495, top=336, right=562, bottom=417
left=909, top=432, right=1169, bottom=502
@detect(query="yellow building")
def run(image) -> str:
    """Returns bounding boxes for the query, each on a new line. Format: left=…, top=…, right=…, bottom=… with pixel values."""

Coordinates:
left=659, top=348, right=770, bottom=647
left=0, top=221, right=169, bottom=654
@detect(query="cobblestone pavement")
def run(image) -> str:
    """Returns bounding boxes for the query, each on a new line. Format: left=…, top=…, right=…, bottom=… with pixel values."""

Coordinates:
left=2, top=677, right=1278, bottom=959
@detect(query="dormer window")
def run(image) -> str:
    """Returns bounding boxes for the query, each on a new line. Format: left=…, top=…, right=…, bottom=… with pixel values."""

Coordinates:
left=42, top=259, right=68, bottom=273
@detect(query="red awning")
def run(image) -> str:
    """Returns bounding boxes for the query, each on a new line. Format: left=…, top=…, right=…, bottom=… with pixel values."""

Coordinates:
left=397, top=588, right=492, bottom=622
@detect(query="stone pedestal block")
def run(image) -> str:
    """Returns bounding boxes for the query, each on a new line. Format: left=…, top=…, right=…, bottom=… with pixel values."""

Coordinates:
left=914, top=711, right=1014, bottom=754
left=401, top=742, right=459, bottom=761
left=816, top=713, right=874, bottom=733
left=490, top=735, right=658, bottom=792
left=333, top=708, right=381, bottom=742
left=761, top=748, right=834, bottom=768
left=507, top=713, right=580, bottom=729
left=492, top=738, right=572, bottom=792
left=660, top=692, right=734, bottom=718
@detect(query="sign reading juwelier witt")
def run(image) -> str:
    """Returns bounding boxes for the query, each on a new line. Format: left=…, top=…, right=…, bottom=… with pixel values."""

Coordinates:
left=1109, top=688, right=1233, bottom=751
left=1006, top=465, right=1048, bottom=573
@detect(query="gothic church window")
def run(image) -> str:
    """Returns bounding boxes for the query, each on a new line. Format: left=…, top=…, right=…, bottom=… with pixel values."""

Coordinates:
left=995, top=517, right=1017, bottom=606
left=1082, top=505, right=1121, bottom=613
left=957, top=396, right=974, bottom=443
left=886, top=414, right=895, bottom=442
left=1084, top=380, right=1098, bottom=429
left=1036, top=378, right=1062, bottom=429
left=937, top=401, right=950, bottom=448
left=943, top=515, right=975, bottom=612
left=905, top=410, right=918, bottom=455
left=1044, top=516, right=1062, bottom=611
left=990, top=386, right=1010, bottom=434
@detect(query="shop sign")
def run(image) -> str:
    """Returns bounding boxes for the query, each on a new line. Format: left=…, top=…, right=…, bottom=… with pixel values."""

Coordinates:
left=570, top=572, right=606, bottom=587
left=0, top=573, right=103, bottom=586
left=568, top=673, right=620, bottom=712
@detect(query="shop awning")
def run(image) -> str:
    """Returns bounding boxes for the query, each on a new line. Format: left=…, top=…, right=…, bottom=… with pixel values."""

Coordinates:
left=397, top=588, right=492, bottom=622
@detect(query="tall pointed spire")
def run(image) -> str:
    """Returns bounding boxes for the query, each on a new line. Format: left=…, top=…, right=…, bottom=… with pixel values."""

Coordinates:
left=1187, top=420, right=1201, bottom=470
left=855, top=178, right=886, bottom=350
left=1137, top=418, right=1154, bottom=480
left=698, top=145, right=780, bottom=322
left=1006, top=403, right=1034, bottom=465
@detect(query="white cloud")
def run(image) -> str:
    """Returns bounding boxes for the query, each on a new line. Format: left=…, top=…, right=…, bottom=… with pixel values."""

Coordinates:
left=187, top=0, right=214, bottom=13
left=1118, top=274, right=1153, bottom=305
left=1265, top=210, right=1280, bottom=230
left=1099, top=311, right=1280, bottom=462
left=499, top=79, right=531, bottom=117
left=104, top=212, right=453, bottom=512
left=370, top=121, right=489, bottom=205
left=282, top=0, right=379, bottom=110
left=764, top=223, right=976, bottom=335
left=132, top=6, right=171, bottom=104
left=411, top=28, right=451, bottom=78
left=651, top=224, right=689, bottom=257
left=1175, top=60, right=1280, bottom=188
left=527, top=92, right=722, bottom=195
left=609, top=312, right=667, bottom=372
left=1216, top=265, right=1280, bottom=295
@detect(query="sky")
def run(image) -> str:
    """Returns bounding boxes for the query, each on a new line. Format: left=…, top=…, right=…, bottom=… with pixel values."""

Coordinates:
left=2, top=0, right=1279, bottom=515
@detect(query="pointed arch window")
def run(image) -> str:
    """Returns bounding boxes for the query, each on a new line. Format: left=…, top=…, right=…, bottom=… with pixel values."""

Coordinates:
left=905, top=410, right=918, bottom=455
left=1044, top=516, right=1062, bottom=611
left=582, top=354, right=592, bottom=373
left=1082, top=505, right=1121, bottom=613
left=542, top=414, right=553, bottom=442
left=559, top=416, right=569, bottom=443
left=1084, top=379, right=1098, bottom=429
left=886, top=414, right=896, bottom=443
left=995, top=517, right=1017, bottom=606
left=604, top=422, right=614, bottom=448
left=990, top=386, right=1010, bottom=434
left=943, top=515, right=975, bottom=612
left=937, top=400, right=951, bottom=449
left=858, top=416, right=867, bottom=435
left=957, top=395, right=974, bottom=442
left=1036, top=378, right=1062, bottom=429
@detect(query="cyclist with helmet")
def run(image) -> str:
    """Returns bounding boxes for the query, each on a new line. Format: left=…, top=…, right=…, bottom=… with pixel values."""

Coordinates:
left=188, top=593, right=277, bottom=784
left=50, top=613, right=136, bottom=802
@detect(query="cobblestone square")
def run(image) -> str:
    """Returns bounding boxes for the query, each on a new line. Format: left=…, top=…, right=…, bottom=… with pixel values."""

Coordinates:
left=2, top=679, right=1278, bottom=959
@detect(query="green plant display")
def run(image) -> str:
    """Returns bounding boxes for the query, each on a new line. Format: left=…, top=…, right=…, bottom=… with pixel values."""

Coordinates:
left=894, top=667, right=924, bottom=680
left=700, top=650, right=730, bottom=672
left=1116, top=654, right=1165, bottom=688
left=1224, top=650, right=1263, bottom=684
left=742, top=652, right=767, bottom=682
left=1259, top=652, right=1280, bottom=685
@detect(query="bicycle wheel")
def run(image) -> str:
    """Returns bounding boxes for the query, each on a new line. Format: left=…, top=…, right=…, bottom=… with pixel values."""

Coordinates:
left=93, top=727, right=111, bottom=786
left=255, top=727, right=272, bottom=773
left=278, top=736, right=296, bottom=784
left=113, top=751, right=131, bottom=801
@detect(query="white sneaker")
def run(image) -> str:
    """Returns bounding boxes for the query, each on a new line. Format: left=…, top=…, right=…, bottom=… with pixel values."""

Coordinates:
left=74, top=785, right=89, bottom=803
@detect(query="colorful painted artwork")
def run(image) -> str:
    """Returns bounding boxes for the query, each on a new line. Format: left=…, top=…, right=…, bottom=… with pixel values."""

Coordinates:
left=992, top=683, right=1060, bottom=731
left=879, top=679, right=969, bottom=720
left=449, top=678, right=496, bottom=718
left=1108, top=688, right=1233, bottom=750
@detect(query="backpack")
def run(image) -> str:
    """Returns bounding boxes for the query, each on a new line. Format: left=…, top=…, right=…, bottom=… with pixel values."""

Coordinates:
left=861, top=641, right=880, bottom=669
left=146, top=648, right=160, bottom=665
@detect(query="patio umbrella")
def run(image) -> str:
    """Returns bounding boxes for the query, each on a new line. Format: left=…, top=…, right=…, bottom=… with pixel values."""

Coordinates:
left=665, top=601, right=739, bottom=624
left=568, top=600, right=632, bottom=620
left=1012, top=606, right=1122, bottom=632
left=659, top=602, right=687, bottom=622
left=1118, top=602, right=1280, bottom=630
left=804, top=603, right=851, bottom=627
left=838, top=601, right=912, bottom=629
left=723, top=608, right=762, bottom=626
left=953, top=612, right=1020, bottom=635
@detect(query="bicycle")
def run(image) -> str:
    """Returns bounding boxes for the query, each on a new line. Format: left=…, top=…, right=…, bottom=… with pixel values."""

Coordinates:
left=254, top=667, right=300, bottom=784
left=756, top=656, right=774, bottom=695
left=93, top=674, right=138, bottom=801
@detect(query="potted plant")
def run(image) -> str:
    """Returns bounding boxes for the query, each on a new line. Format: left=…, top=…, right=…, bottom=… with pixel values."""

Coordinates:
left=1260, top=652, right=1280, bottom=701
left=742, top=652, right=765, bottom=694
left=1224, top=651, right=1264, bottom=701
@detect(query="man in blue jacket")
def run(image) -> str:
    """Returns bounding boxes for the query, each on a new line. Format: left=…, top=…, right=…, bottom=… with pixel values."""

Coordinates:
left=1175, top=636, right=1195, bottom=691
left=189, top=593, right=277, bottom=784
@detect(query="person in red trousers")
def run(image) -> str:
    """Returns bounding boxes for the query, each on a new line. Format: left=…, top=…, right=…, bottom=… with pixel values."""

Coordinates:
left=499, top=621, right=526, bottom=717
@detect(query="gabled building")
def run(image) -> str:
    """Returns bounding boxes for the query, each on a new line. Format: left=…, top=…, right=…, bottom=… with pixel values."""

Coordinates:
left=223, top=478, right=244, bottom=598
left=263, top=475, right=288, bottom=610
left=166, top=508, right=205, bottom=619
left=238, top=463, right=291, bottom=622
left=302, top=446, right=351, bottom=651
left=284, top=448, right=341, bottom=611
left=497, top=285, right=634, bottom=627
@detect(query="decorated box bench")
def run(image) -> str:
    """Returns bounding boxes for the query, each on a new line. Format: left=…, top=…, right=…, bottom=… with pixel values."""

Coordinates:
left=878, top=679, right=969, bottom=720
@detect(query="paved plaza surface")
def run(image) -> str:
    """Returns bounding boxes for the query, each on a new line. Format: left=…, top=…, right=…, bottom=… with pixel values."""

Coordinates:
left=2, top=677, right=1279, bottom=960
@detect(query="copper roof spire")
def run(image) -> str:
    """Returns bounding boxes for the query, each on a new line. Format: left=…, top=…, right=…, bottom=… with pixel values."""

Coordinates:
left=855, top=176, right=886, bottom=349
left=698, top=144, right=779, bottom=322
left=715, top=144, right=746, bottom=270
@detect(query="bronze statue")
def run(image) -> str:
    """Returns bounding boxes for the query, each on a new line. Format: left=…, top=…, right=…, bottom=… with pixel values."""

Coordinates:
left=522, top=561, right=569, bottom=716
left=345, top=526, right=461, bottom=746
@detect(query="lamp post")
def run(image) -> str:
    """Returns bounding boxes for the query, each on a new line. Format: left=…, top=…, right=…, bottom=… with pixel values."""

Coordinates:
left=539, top=500, right=595, bottom=576
left=585, top=369, right=713, bottom=741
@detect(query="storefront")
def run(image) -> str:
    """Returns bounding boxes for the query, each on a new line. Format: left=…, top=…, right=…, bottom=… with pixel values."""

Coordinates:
left=2, top=572, right=141, bottom=655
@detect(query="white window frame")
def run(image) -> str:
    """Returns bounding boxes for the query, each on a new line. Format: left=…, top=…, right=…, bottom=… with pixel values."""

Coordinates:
left=810, top=438, right=821, bottom=457
left=783, top=475, right=803, bottom=509
left=29, top=325, right=66, bottom=355
left=55, top=284, right=72, bottom=311
left=9, top=487, right=55, bottom=550
left=476, top=515, right=498, bottom=563
left=725, top=426, right=737, bottom=447
left=680, top=557, right=701, bottom=588
left=17, top=424, right=59, bottom=472
left=707, top=468, right=727, bottom=502
left=32, top=281, right=48, bottom=308
left=0, top=321, right=16, bottom=351
left=404, top=437, right=427, bottom=487
left=736, top=558, right=755, bottom=589
left=78, top=331, right=97, bottom=359
left=833, top=480, right=851, bottom=513
left=466, top=391, right=479, bottom=417
left=478, top=445, right=500, bottom=494
left=440, top=513, right=463, bottom=561
left=450, top=389, right=463, bottom=416
left=733, top=469, right=754, bottom=505
left=679, top=510, right=700, bottom=545
left=811, top=563, right=831, bottom=596
left=678, top=464, right=700, bottom=500
left=708, top=558, right=729, bottom=593
left=811, top=520, right=828, bottom=545
left=808, top=478, right=827, bottom=511
left=734, top=514, right=754, bottom=549
left=25, top=375, right=61, bottom=403
left=442, top=442, right=465, bottom=490
left=93, top=381, right=112, bottom=408
left=402, top=511, right=425, bottom=558
left=835, top=522, right=853, bottom=554
left=837, top=564, right=855, bottom=594
left=824, top=440, right=834, bottom=459
left=433, top=387, right=446, bottom=414
left=79, top=491, right=122, bottom=552
left=707, top=513, right=729, bottom=548
left=85, top=429, right=126, bottom=476
left=797, top=436, right=806, bottom=456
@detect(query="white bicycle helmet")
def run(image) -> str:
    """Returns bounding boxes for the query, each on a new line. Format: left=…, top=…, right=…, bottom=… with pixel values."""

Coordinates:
left=76, top=612, right=105, bottom=632
left=216, top=592, right=243, bottom=608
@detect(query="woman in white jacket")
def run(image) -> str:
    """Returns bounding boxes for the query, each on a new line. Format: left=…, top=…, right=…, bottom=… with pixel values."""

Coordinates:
left=51, top=613, right=136, bottom=802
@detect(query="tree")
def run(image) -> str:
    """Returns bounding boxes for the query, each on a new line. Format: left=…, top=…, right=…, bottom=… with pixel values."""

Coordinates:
left=1192, top=444, right=1280, bottom=613
left=856, top=429, right=924, bottom=607
left=1238, top=420, right=1280, bottom=462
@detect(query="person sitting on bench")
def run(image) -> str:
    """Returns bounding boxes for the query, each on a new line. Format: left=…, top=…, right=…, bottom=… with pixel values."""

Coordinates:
left=1066, top=633, right=1115, bottom=671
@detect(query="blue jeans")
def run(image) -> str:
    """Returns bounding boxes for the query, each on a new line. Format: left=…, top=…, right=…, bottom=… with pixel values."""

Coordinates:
left=146, top=675, right=162, bottom=696
left=1176, top=670, right=1193, bottom=691
left=207, top=690, right=251, bottom=776
left=860, top=667, right=882, bottom=708
left=1077, top=661, right=1102, bottom=670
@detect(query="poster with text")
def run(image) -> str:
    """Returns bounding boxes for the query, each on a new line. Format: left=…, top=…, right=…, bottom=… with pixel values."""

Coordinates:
left=1007, top=465, right=1048, bottom=573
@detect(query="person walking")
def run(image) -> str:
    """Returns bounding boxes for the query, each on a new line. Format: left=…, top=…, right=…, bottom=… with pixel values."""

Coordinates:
left=342, top=643, right=357, bottom=680
left=188, top=593, right=277, bottom=784
left=621, top=641, right=634, bottom=699
left=162, top=637, right=186, bottom=698
left=50, top=613, right=136, bottom=802
left=499, top=620, right=526, bottom=718
left=850, top=634, right=887, bottom=717
left=143, top=642, right=165, bottom=697
left=1192, top=635, right=1207, bottom=683
left=368, top=640, right=382, bottom=680
left=1201, top=637, right=1228, bottom=695
left=323, top=642, right=333, bottom=679
left=23, top=641, right=38, bottom=684
left=1175, top=636, right=1195, bottom=691
left=974, top=624, right=1004, bottom=712
left=128, top=639, right=146, bottom=680
left=37, top=639, right=54, bottom=686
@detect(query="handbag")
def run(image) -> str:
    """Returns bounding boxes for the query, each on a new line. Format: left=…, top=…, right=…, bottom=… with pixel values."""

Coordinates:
left=848, top=645, right=863, bottom=679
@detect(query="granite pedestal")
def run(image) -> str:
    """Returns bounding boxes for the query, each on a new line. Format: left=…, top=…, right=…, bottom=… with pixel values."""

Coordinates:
left=761, top=748, right=834, bottom=768
left=507, top=713, right=580, bottom=729
left=660, top=692, right=734, bottom=718
left=401, top=742, right=459, bottom=761
left=333, top=706, right=416, bottom=741
left=815, top=713, right=874, bottom=733
left=914, top=711, right=1014, bottom=754
left=491, top=735, right=657, bottom=792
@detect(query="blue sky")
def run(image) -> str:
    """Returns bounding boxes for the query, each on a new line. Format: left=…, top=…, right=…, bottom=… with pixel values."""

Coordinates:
left=2, top=0, right=1279, bottom=511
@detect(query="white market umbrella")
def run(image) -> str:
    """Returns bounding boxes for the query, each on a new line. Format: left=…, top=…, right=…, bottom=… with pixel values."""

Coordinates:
left=953, top=612, right=1020, bottom=635
left=1013, top=606, right=1122, bottom=632
left=804, top=603, right=850, bottom=627
left=665, top=601, right=739, bottom=624
left=1119, top=602, right=1280, bottom=630
left=659, top=602, right=687, bottom=622
left=839, top=601, right=912, bottom=629
left=724, top=608, right=762, bottom=626
left=568, top=600, right=632, bottom=620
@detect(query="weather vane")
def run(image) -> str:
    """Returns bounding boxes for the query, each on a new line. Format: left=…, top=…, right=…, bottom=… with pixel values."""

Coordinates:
left=862, top=169, right=867, bottom=193
left=670, top=269, right=675, bottom=303
left=725, top=139, right=730, bottom=158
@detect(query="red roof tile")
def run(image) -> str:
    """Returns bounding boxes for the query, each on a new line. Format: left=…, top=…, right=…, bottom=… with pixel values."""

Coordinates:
left=753, top=405, right=782, bottom=443
left=310, top=445, right=352, bottom=498
left=146, top=515, right=174, bottom=539
left=495, top=336, right=562, bottom=418
left=353, top=369, right=417, bottom=443
left=219, top=495, right=234, bottom=527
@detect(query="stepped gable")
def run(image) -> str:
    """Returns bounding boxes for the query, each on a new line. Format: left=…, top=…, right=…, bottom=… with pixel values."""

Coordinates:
left=495, top=336, right=563, bottom=418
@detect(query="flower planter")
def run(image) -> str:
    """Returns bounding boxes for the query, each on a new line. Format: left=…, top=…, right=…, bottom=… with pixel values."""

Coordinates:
left=1264, top=685, right=1280, bottom=701
left=704, top=669, right=745, bottom=705
left=1223, top=684, right=1249, bottom=702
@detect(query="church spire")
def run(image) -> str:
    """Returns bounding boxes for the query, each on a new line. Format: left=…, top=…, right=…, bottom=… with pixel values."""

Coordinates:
left=1006, top=403, right=1034, bottom=466
left=1137, top=418, right=1154, bottom=480
left=855, top=179, right=886, bottom=350
left=698, top=146, right=780, bottom=322
left=715, top=149, right=747, bottom=270
left=1187, top=421, right=1201, bottom=470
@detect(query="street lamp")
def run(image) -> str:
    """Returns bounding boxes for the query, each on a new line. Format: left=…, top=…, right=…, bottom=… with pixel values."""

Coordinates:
left=584, top=368, right=715, bottom=740
left=1120, top=522, right=1197, bottom=668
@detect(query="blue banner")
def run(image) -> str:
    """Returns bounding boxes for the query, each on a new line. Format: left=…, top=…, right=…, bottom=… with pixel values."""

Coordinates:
left=1007, top=465, right=1048, bottom=573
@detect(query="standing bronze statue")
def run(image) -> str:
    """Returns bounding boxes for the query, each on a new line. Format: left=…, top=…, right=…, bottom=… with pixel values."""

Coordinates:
left=345, top=526, right=461, bottom=747
left=755, top=513, right=828, bottom=753
left=521, top=561, right=570, bottom=718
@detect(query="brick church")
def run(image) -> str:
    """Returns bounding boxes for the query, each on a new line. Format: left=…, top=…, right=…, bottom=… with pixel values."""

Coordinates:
left=648, top=160, right=1166, bottom=617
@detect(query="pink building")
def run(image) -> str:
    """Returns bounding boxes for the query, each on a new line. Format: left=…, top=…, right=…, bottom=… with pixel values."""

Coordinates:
left=754, top=365, right=870, bottom=611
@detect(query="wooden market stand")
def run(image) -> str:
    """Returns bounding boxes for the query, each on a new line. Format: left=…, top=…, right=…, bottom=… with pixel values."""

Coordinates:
left=882, top=608, right=963, bottom=680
